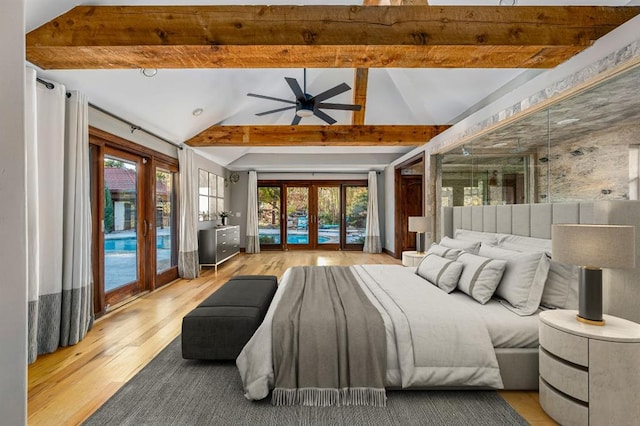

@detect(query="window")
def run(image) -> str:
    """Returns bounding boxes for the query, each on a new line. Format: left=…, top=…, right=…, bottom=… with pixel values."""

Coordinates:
left=198, top=169, right=225, bottom=221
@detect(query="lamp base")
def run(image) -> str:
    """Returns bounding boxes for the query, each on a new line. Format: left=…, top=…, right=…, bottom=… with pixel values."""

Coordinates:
left=416, top=232, right=426, bottom=254
left=576, top=315, right=605, bottom=326
left=578, top=267, right=604, bottom=326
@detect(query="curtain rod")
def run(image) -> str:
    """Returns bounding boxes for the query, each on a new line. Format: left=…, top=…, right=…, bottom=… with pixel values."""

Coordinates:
left=255, top=171, right=381, bottom=174
left=36, top=77, right=183, bottom=151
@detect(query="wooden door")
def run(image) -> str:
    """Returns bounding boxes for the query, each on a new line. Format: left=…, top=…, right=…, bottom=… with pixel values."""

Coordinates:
left=399, top=175, right=424, bottom=253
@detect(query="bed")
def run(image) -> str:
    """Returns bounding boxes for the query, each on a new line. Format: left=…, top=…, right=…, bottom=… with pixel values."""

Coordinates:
left=237, top=201, right=640, bottom=405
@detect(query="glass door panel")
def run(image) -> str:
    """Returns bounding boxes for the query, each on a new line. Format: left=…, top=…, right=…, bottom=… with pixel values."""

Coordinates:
left=317, top=186, right=340, bottom=246
left=286, top=186, right=310, bottom=246
left=258, top=186, right=282, bottom=246
left=155, top=167, right=175, bottom=274
left=345, top=186, right=368, bottom=246
left=103, top=154, right=140, bottom=295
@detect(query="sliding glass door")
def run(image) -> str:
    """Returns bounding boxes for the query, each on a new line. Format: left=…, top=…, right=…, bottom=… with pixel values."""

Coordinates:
left=317, top=185, right=341, bottom=249
left=285, top=186, right=311, bottom=248
left=257, top=181, right=367, bottom=250
left=102, top=148, right=144, bottom=307
left=90, top=129, right=179, bottom=316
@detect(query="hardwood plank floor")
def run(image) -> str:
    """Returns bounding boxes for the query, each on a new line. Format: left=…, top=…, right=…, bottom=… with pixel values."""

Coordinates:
left=27, top=251, right=555, bottom=425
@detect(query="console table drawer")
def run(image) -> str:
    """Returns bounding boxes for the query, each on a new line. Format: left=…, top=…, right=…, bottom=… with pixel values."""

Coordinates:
left=540, top=321, right=588, bottom=367
left=540, top=377, right=588, bottom=426
left=539, top=347, right=588, bottom=402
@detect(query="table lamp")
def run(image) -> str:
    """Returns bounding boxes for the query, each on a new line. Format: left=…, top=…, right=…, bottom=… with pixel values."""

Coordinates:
left=408, top=216, right=431, bottom=254
left=552, top=224, right=636, bottom=326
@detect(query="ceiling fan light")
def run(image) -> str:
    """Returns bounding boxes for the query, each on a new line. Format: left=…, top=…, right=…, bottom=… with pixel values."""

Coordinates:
left=296, top=107, right=314, bottom=118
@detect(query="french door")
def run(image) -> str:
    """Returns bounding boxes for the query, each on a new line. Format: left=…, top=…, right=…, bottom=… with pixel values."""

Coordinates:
left=90, top=128, right=178, bottom=316
left=258, top=181, right=367, bottom=250
left=102, top=148, right=145, bottom=306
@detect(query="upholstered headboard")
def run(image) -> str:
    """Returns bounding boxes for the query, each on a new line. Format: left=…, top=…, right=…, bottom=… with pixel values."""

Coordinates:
left=441, top=201, right=640, bottom=323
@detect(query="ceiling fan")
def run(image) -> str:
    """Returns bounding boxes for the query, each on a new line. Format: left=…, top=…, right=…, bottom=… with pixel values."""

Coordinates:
left=247, top=69, right=362, bottom=125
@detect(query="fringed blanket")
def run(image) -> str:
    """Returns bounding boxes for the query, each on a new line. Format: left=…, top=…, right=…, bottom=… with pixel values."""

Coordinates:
left=271, top=266, right=387, bottom=407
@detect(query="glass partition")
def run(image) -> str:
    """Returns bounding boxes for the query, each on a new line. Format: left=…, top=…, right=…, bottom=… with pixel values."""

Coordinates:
left=436, top=64, right=640, bottom=210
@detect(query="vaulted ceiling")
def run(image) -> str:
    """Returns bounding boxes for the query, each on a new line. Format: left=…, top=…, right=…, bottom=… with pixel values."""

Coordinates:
left=25, top=1, right=640, bottom=171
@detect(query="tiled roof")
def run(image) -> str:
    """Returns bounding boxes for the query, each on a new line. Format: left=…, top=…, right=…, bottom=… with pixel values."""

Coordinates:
left=104, top=167, right=169, bottom=193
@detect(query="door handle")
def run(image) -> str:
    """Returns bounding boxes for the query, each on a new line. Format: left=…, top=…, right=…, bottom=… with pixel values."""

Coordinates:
left=143, top=219, right=148, bottom=237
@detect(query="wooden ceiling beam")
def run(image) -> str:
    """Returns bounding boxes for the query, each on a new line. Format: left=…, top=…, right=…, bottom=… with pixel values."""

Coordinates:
left=185, top=125, right=451, bottom=147
left=352, top=69, right=369, bottom=125
left=26, top=6, right=640, bottom=70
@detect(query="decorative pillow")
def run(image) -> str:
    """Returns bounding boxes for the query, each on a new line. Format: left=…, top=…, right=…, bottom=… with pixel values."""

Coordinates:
left=415, top=253, right=464, bottom=293
left=454, top=229, right=502, bottom=246
left=427, top=243, right=462, bottom=260
left=494, top=236, right=578, bottom=310
left=498, top=234, right=551, bottom=255
left=439, top=236, right=481, bottom=254
left=541, top=261, right=580, bottom=310
left=479, top=244, right=550, bottom=316
left=456, top=252, right=507, bottom=304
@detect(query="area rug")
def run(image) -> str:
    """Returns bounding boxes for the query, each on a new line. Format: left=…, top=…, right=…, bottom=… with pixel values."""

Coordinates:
left=83, top=337, right=528, bottom=426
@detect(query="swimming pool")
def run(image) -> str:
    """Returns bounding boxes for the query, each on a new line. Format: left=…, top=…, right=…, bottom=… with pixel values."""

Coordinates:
left=258, top=233, right=331, bottom=244
left=104, top=234, right=171, bottom=252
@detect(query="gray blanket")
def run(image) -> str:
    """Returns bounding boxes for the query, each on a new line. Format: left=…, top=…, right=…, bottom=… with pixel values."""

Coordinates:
left=271, top=266, right=387, bottom=406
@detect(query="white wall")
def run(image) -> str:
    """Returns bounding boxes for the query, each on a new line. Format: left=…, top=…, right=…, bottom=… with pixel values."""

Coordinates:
left=89, top=107, right=179, bottom=159
left=194, top=152, right=230, bottom=230
left=0, top=0, right=27, bottom=423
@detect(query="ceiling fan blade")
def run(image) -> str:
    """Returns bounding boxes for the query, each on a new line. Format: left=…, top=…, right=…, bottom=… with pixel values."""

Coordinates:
left=313, top=108, right=337, bottom=125
left=316, top=102, right=362, bottom=111
left=285, top=77, right=306, bottom=102
left=291, top=115, right=302, bottom=125
left=311, top=83, right=351, bottom=103
left=247, top=93, right=297, bottom=105
left=255, top=105, right=297, bottom=116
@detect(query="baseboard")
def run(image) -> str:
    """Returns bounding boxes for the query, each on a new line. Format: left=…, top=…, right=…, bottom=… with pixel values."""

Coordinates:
left=383, top=248, right=398, bottom=258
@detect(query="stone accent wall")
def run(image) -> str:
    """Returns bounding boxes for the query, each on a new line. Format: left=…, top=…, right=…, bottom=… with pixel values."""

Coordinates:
left=537, top=123, right=637, bottom=203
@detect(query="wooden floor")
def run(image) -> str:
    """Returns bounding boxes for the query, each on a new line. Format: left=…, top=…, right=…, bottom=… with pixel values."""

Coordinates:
left=27, top=251, right=556, bottom=425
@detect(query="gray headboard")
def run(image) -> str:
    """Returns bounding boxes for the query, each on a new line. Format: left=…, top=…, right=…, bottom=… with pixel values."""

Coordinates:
left=441, top=201, right=640, bottom=324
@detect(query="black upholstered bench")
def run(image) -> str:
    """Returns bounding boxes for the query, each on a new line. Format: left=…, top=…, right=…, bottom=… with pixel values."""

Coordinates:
left=181, top=275, right=278, bottom=360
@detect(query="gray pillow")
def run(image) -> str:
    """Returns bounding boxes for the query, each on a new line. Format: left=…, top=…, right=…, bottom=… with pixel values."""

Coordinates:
left=439, top=236, right=481, bottom=254
left=542, top=260, right=580, bottom=310
left=495, top=237, right=578, bottom=310
left=415, top=253, right=464, bottom=293
left=427, top=243, right=462, bottom=260
left=454, top=229, right=502, bottom=245
left=479, top=244, right=550, bottom=316
left=456, top=252, right=507, bottom=304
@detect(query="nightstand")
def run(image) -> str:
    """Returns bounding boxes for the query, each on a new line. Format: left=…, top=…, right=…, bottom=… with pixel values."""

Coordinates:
left=539, top=310, right=640, bottom=426
left=401, top=251, right=426, bottom=267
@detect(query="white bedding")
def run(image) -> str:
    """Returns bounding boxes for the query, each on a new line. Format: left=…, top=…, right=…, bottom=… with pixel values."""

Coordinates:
left=237, top=264, right=535, bottom=400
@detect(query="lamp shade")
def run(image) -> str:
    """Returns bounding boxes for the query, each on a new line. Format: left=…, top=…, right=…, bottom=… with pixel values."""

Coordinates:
left=408, top=216, right=430, bottom=233
left=552, top=224, right=636, bottom=269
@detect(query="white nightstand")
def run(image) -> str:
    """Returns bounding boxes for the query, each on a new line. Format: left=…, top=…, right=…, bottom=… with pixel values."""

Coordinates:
left=539, top=310, right=640, bottom=426
left=401, top=251, right=426, bottom=267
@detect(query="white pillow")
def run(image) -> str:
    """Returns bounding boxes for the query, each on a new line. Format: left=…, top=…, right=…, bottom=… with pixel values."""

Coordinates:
left=456, top=252, right=507, bottom=304
left=541, top=261, right=580, bottom=310
left=427, top=243, right=462, bottom=260
left=454, top=229, right=502, bottom=245
left=479, top=244, right=550, bottom=316
left=415, top=253, right=464, bottom=293
left=495, top=236, right=578, bottom=310
left=439, top=236, right=481, bottom=254
left=498, top=234, right=551, bottom=255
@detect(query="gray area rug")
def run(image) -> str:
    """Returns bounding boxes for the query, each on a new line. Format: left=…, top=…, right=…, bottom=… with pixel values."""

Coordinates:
left=84, top=337, right=528, bottom=426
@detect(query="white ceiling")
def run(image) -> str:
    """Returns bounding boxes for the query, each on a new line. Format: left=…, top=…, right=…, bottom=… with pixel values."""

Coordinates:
left=26, top=0, right=639, bottom=171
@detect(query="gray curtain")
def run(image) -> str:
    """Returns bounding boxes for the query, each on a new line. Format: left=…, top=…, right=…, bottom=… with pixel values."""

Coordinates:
left=246, top=171, right=261, bottom=253
left=26, top=69, right=93, bottom=363
left=178, top=147, right=200, bottom=278
left=363, top=171, right=382, bottom=253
